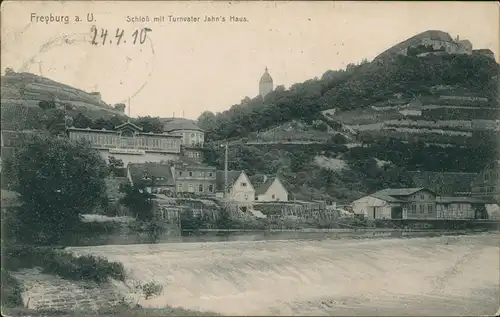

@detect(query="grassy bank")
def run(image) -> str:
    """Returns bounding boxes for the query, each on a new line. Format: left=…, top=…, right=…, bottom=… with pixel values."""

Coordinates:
left=2, top=306, right=220, bottom=316
left=0, top=245, right=218, bottom=316
left=2, top=245, right=126, bottom=284
left=1, top=244, right=127, bottom=311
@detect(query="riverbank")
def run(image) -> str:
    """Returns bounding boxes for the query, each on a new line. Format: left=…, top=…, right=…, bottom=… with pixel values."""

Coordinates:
left=1, top=306, right=219, bottom=316
left=70, top=224, right=498, bottom=246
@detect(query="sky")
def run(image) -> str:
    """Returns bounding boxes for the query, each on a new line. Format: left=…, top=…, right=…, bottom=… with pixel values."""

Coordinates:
left=1, top=1, right=498, bottom=120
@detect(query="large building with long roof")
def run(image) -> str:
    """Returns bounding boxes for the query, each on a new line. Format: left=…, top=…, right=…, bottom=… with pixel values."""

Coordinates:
left=66, top=121, right=183, bottom=165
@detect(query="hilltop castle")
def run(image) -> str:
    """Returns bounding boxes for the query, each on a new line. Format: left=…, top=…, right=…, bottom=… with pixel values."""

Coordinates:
left=259, top=67, right=274, bottom=99
left=374, top=30, right=485, bottom=61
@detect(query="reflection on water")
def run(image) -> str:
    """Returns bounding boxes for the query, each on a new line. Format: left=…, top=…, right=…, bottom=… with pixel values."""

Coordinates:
left=69, top=233, right=500, bottom=316
left=74, top=228, right=489, bottom=246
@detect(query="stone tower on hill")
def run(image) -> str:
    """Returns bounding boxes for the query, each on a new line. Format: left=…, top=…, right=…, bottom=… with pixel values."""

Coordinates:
left=259, top=67, right=274, bottom=99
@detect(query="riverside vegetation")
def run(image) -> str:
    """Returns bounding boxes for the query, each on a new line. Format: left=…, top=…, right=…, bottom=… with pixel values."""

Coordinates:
left=0, top=133, right=181, bottom=315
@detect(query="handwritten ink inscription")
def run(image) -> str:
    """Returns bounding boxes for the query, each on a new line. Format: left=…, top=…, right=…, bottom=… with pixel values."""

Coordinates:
left=90, top=26, right=152, bottom=46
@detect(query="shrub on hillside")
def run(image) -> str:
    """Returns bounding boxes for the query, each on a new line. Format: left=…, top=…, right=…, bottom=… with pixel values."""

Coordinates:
left=3, top=245, right=126, bottom=284
left=1, top=269, right=24, bottom=308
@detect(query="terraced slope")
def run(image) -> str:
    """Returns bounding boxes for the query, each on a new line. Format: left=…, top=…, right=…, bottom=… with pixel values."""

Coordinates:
left=1, top=72, right=126, bottom=130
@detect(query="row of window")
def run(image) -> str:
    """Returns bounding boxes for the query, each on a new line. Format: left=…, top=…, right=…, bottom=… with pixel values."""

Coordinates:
left=177, top=183, right=214, bottom=193
left=414, top=194, right=433, bottom=200
left=185, top=151, right=201, bottom=159
left=410, top=204, right=434, bottom=214
left=477, top=186, right=497, bottom=193
left=178, top=170, right=214, bottom=177
left=70, top=133, right=179, bottom=149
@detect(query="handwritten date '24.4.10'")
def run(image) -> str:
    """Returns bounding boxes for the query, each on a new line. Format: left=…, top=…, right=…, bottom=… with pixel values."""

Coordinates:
left=90, top=26, right=152, bottom=46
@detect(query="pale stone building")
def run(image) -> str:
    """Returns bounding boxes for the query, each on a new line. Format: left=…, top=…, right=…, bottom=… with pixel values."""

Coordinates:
left=67, top=121, right=182, bottom=165
left=259, top=67, right=274, bottom=99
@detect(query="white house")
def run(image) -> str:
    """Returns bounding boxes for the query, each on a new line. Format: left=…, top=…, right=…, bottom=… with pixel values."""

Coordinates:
left=351, top=195, right=396, bottom=220
left=216, top=170, right=255, bottom=212
left=254, top=176, right=289, bottom=202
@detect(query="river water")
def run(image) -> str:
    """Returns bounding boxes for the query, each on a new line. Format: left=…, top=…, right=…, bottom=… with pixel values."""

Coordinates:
left=68, top=233, right=500, bottom=316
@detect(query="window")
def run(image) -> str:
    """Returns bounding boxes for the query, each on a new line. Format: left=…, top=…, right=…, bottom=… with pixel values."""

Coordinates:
left=179, top=171, right=183, bottom=176
left=189, top=172, right=193, bottom=177
left=411, top=205, right=417, bottom=213
left=241, top=182, right=247, bottom=187
left=272, top=194, right=276, bottom=199
left=188, top=184, right=193, bottom=192
left=199, top=184, right=203, bottom=192
left=427, top=204, right=433, bottom=214
left=208, top=184, right=213, bottom=192
left=244, top=193, right=248, bottom=200
left=177, top=183, right=183, bottom=192
left=420, top=194, right=424, bottom=200
left=208, top=172, right=213, bottom=177
left=419, top=205, right=425, bottom=213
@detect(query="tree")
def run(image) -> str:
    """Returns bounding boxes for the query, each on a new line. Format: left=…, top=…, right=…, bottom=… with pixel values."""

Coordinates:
left=119, top=183, right=155, bottom=221
left=108, top=156, right=125, bottom=176
left=72, top=113, right=93, bottom=128
left=4, top=67, right=15, bottom=75
left=6, top=135, right=108, bottom=245
left=40, top=108, right=68, bottom=136
left=38, top=100, right=57, bottom=110
left=133, top=116, right=164, bottom=133
left=197, top=111, right=216, bottom=131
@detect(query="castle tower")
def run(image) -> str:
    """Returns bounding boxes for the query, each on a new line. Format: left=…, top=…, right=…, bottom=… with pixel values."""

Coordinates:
left=259, top=67, right=274, bottom=99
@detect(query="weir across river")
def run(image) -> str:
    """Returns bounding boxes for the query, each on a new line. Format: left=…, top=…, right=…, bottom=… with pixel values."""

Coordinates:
left=64, top=233, right=500, bottom=315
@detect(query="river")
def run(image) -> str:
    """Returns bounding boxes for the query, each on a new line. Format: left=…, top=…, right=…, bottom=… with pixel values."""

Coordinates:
left=68, top=233, right=500, bottom=316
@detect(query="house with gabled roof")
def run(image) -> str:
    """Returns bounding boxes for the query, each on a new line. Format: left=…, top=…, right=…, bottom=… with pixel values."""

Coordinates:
left=127, top=162, right=176, bottom=195
left=351, top=187, right=437, bottom=220
left=215, top=170, right=255, bottom=212
left=252, top=175, right=289, bottom=202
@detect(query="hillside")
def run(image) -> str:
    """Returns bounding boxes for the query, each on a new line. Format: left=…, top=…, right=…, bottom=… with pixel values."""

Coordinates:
left=1, top=71, right=127, bottom=130
left=200, top=51, right=499, bottom=202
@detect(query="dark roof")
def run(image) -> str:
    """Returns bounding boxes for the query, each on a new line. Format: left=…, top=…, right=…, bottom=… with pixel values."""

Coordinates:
left=370, top=188, right=433, bottom=202
left=436, top=196, right=486, bottom=204
left=375, top=30, right=454, bottom=60
left=161, top=118, right=203, bottom=132
left=172, top=156, right=216, bottom=170
left=409, top=171, right=478, bottom=196
left=259, top=68, right=273, bottom=84
left=215, top=170, right=243, bottom=191
left=255, top=177, right=276, bottom=196
left=128, top=163, right=175, bottom=187
left=473, top=49, right=494, bottom=55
